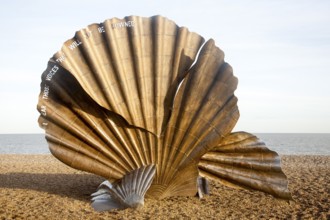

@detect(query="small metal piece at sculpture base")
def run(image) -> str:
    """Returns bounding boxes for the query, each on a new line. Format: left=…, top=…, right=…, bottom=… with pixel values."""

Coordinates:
left=92, top=165, right=156, bottom=211
left=197, top=176, right=210, bottom=199
left=37, top=15, right=291, bottom=211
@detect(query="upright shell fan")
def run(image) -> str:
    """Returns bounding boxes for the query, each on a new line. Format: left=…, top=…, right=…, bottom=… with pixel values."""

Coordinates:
left=37, top=15, right=291, bottom=210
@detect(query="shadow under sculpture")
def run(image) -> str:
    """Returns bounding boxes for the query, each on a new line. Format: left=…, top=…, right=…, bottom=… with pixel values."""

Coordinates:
left=37, top=15, right=292, bottom=211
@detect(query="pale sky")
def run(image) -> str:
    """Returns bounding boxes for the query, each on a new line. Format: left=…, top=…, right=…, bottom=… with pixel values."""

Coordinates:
left=0, top=0, right=329, bottom=134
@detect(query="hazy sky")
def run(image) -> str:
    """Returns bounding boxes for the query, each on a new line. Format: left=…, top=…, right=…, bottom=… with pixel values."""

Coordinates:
left=0, top=0, right=329, bottom=133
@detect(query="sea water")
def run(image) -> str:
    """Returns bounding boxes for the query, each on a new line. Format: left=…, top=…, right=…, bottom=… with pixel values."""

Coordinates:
left=256, top=133, right=330, bottom=155
left=0, top=134, right=49, bottom=154
left=0, top=133, right=329, bottom=155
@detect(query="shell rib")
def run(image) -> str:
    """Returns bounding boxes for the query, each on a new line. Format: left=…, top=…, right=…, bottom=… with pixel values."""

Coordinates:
left=37, top=15, right=291, bottom=207
left=199, top=132, right=292, bottom=200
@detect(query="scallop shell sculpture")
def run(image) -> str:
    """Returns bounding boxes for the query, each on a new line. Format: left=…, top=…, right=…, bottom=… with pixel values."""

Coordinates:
left=37, top=15, right=291, bottom=210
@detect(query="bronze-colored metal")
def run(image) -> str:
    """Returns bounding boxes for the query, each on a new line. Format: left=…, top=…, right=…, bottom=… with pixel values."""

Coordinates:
left=199, top=132, right=292, bottom=200
left=37, top=15, right=291, bottom=210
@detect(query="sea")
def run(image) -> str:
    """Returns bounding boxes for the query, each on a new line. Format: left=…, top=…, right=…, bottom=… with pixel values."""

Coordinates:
left=0, top=133, right=329, bottom=155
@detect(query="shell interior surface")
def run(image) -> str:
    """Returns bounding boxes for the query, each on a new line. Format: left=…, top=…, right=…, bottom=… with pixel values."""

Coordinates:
left=37, top=15, right=291, bottom=208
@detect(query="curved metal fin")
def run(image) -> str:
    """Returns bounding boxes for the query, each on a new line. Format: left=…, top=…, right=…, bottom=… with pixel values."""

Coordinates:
left=54, top=15, right=204, bottom=136
left=91, top=165, right=156, bottom=211
left=158, top=40, right=239, bottom=187
left=38, top=62, right=149, bottom=178
left=198, top=132, right=292, bottom=200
